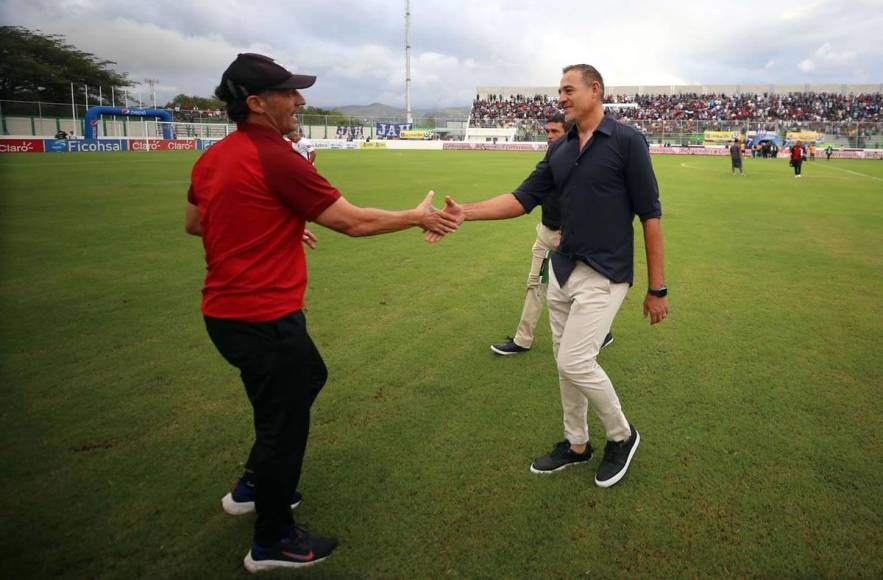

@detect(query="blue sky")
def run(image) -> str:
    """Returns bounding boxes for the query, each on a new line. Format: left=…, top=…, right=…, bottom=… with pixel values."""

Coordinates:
left=2, top=0, right=881, bottom=109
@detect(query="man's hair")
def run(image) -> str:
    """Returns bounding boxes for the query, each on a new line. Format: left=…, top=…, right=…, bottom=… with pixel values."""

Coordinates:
left=546, top=112, right=566, bottom=126
left=214, top=82, right=251, bottom=123
left=562, top=64, right=605, bottom=97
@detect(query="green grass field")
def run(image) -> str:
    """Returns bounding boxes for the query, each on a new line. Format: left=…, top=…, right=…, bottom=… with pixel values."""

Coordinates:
left=1, top=150, right=882, bottom=579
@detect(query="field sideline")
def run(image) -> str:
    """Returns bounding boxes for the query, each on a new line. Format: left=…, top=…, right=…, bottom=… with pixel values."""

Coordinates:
left=1, top=150, right=881, bottom=578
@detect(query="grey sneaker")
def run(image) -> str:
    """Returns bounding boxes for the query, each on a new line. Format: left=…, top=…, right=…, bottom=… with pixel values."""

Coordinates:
left=491, top=337, right=530, bottom=356
left=530, top=440, right=593, bottom=474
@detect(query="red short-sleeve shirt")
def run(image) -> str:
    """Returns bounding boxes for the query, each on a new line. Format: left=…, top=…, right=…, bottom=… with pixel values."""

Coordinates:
left=188, top=122, right=340, bottom=322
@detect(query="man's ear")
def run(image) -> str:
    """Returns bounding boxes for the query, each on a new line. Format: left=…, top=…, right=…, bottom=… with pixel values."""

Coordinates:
left=246, top=94, right=265, bottom=114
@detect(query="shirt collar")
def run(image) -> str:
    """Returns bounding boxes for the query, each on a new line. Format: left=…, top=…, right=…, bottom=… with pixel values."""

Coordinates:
left=566, top=114, right=615, bottom=140
left=237, top=121, right=284, bottom=138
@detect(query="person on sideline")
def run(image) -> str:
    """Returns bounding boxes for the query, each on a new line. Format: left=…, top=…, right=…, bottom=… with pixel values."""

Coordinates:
left=730, top=138, right=744, bottom=176
left=429, top=64, right=668, bottom=488
left=186, top=53, right=459, bottom=573
left=790, top=141, right=805, bottom=177
left=287, top=123, right=316, bottom=164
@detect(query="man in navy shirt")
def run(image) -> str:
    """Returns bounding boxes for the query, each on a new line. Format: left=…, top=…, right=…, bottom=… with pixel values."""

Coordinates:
left=430, top=64, right=668, bottom=487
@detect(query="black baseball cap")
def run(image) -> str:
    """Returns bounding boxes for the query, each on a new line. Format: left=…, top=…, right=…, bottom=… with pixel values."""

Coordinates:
left=221, top=53, right=316, bottom=99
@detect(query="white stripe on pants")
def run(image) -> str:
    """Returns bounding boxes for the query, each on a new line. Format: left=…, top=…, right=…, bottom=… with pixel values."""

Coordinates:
left=548, top=260, right=631, bottom=444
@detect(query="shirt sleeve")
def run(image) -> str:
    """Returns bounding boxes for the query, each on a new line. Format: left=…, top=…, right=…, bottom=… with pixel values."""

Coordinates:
left=624, top=132, right=662, bottom=221
left=512, top=149, right=556, bottom=214
left=260, top=142, right=341, bottom=221
left=187, top=184, right=198, bottom=205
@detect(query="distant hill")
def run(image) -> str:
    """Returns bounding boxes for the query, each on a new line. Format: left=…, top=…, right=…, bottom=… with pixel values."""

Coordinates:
left=336, top=103, right=403, bottom=118
left=335, top=102, right=469, bottom=120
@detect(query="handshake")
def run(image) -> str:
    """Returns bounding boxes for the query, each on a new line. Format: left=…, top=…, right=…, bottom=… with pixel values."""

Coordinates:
left=416, top=190, right=465, bottom=243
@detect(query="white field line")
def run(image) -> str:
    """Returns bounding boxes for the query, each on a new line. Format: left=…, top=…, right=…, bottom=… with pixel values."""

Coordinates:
left=814, top=163, right=883, bottom=182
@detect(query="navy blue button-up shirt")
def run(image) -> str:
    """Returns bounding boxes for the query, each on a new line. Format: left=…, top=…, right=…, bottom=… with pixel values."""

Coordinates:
left=513, top=116, right=661, bottom=286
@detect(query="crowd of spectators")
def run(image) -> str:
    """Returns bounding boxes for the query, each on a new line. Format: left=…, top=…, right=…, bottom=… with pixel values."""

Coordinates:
left=171, top=107, right=226, bottom=122
left=470, top=91, right=883, bottom=128
left=471, top=93, right=561, bottom=129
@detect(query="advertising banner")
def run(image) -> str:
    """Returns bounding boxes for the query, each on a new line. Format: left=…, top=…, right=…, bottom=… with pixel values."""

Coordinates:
left=44, top=139, right=70, bottom=153
left=313, top=140, right=358, bottom=150
left=400, top=129, right=432, bottom=140
left=198, top=139, right=221, bottom=151
left=375, top=123, right=412, bottom=138
left=786, top=131, right=820, bottom=143
left=703, top=130, right=737, bottom=143
left=68, top=139, right=128, bottom=152
left=0, top=139, right=45, bottom=153
left=359, top=141, right=387, bottom=149
left=443, top=142, right=546, bottom=152
left=649, top=145, right=728, bottom=156
left=130, top=139, right=198, bottom=152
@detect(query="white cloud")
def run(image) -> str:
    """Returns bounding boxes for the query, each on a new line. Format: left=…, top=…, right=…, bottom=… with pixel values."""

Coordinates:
left=1, top=0, right=880, bottom=109
left=814, top=42, right=856, bottom=64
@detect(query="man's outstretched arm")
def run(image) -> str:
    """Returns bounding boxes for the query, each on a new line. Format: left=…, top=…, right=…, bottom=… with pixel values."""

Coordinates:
left=315, top=190, right=459, bottom=238
left=424, top=194, right=525, bottom=242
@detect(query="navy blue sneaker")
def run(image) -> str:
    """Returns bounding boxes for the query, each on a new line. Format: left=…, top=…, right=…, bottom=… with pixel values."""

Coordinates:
left=491, top=337, right=530, bottom=356
left=530, top=440, right=593, bottom=474
left=222, top=476, right=302, bottom=515
left=601, top=332, right=614, bottom=349
left=244, top=525, right=338, bottom=572
left=594, top=423, right=640, bottom=488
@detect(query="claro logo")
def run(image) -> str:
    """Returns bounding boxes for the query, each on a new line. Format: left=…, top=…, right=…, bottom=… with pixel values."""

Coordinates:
left=131, top=140, right=197, bottom=151
left=131, top=140, right=161, bottom=151
left=0, top=142, right=34, bottom=153
left=0, top=139, right=44, bottom=153
left=165, top=141, right=196, bottom=150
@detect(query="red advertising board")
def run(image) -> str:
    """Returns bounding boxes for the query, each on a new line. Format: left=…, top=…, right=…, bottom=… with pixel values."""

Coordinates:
left=0, top=139, right=45, bottom=153
left=129, top=139, right=199, bottom=152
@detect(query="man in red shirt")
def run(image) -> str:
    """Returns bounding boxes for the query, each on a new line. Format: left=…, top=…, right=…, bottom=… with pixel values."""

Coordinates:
left=790, top=140, right=804, bottom=178
left=185, top=53, right=458, bottom=573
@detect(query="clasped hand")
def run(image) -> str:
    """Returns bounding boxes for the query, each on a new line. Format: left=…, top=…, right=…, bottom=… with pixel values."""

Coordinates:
left=420, top=193, right=464, bottom=244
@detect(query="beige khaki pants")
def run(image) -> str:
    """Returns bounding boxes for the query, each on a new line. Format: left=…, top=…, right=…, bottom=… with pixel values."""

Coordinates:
left=548, top=260, right=631, bottom=444
left=513, top=223, right=561, bottom=348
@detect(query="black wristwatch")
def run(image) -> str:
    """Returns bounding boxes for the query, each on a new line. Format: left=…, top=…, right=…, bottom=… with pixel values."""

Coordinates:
left=648, top=286, right=668, bottom=298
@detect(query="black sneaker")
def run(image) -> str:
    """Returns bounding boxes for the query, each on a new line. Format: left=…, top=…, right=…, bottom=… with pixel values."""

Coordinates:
left=594, top=424, right=640, bottom=488
left=491, top=337, right=530, bottom=356
left=601, top=332, right=614, bottom=349
left=222, top=476, right=303, bottom=515
left=530, top=440, right=593, bottom=474
left=244, top=524, right=337, bottom=572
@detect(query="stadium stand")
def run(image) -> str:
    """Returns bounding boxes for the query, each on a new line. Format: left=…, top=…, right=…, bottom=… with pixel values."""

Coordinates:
left=468, top=85, right=883, bottom=146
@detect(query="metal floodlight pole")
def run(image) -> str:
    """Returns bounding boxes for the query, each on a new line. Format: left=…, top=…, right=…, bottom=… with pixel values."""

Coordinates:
left=404, top=0, right=412, bottom=124
left=144, top=78, right=159, bottom=109
left=70, top=82, right=76, bottom=136
left=111, top=87, right=116, bottom=136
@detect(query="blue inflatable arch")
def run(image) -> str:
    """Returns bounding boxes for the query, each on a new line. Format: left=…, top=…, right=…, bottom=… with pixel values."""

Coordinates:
left=83, top=106, right=173, bottom=139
